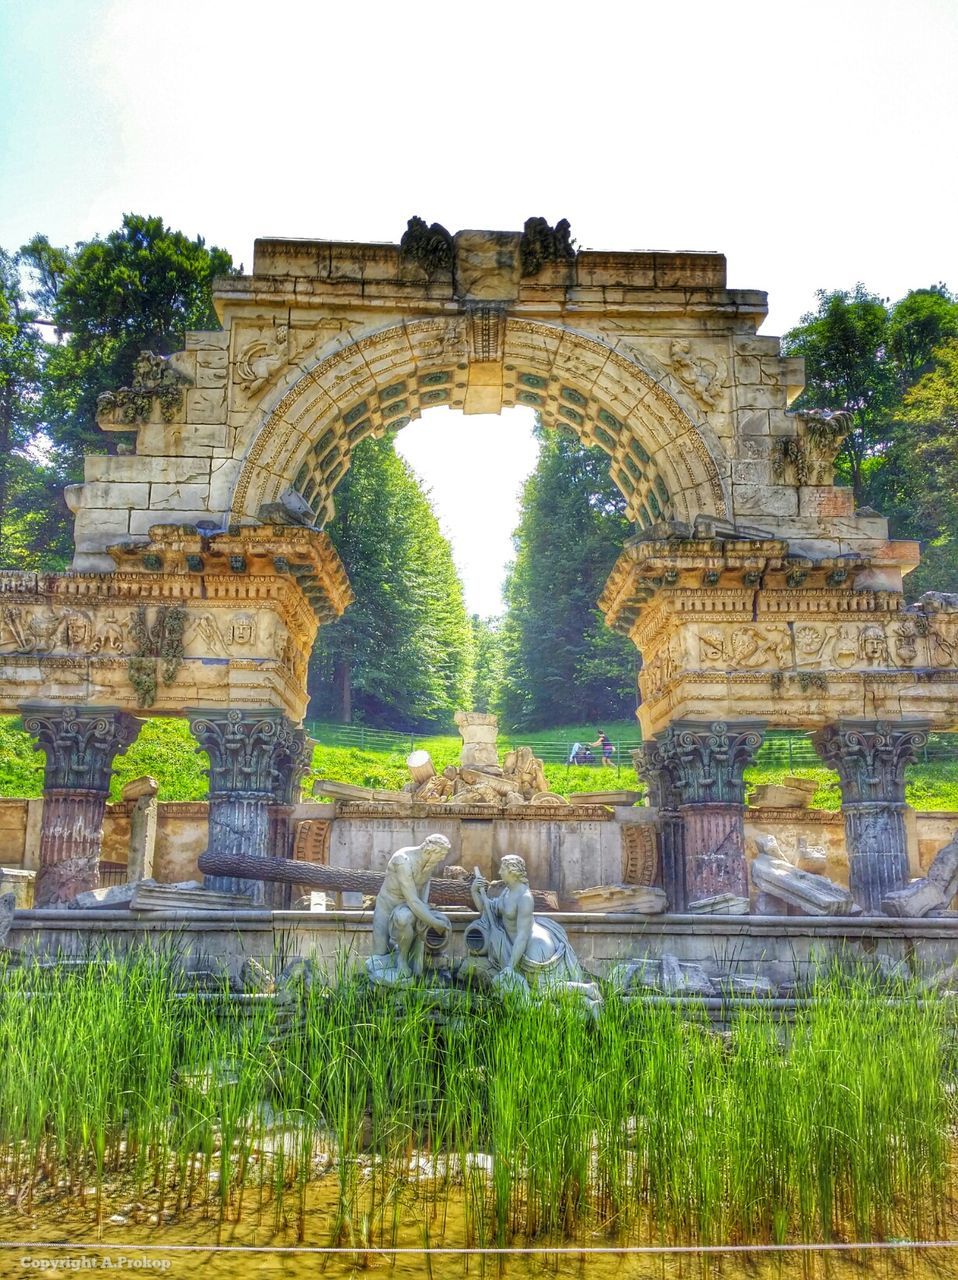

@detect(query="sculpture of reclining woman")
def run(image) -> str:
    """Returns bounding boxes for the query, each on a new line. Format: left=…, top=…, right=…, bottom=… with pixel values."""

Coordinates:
left=461, top=854, right=583, bottom=992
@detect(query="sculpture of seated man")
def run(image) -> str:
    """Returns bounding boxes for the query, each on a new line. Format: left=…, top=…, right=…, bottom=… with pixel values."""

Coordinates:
left=366, top=834, right=452, bottom=984
left=461, top=854, right=583, bottom=992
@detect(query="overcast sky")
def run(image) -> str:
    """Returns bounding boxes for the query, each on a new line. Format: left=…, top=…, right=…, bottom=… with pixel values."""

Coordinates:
left=2, top=0, right=956, bottom=613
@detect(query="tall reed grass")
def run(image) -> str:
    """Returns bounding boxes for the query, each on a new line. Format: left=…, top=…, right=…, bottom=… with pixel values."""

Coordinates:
left=0, top=950, right=952, bottom=1250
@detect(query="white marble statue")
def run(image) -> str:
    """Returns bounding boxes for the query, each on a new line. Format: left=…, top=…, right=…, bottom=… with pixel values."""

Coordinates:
left=365, top=834, right=452, bottom=984
left=461, top=854, right=583, bottom=991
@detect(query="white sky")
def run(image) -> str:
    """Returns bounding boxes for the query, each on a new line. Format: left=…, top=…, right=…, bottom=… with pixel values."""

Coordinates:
left=1, top=0, right=956, bottom=613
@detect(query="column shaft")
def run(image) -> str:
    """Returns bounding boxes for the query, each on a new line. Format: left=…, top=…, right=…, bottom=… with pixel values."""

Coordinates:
left=189, top=710, right=308, bottom=908
left=813, top=721, right=928, bottom=913
left=681, top=802, right=749, bottom=902
left=21, top=706, right=140, bottom=908
left=658, top=720, right=765, bottom=910
left=634, top=742, right=686, bottom=911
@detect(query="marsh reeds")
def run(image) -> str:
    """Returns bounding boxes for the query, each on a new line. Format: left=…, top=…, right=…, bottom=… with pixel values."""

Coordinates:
left=0, top=949, right=952, bottom=1251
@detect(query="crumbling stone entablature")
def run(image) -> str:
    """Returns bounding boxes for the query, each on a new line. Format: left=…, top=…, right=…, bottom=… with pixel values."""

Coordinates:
left=73, top=225, right=820, bottom=575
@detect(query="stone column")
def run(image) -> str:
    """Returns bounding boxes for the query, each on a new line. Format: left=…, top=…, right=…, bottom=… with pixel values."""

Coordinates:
left=21, top=706, right=140, bottom=908
left=812, top=720, right=929, bottom=913
left=266, top=725, right=312, bottom=909
left=634, top=742, right=686, bottom=912
left=188, top=709, right=302, bottom=907
left=658, top=720, right=765, bottom=909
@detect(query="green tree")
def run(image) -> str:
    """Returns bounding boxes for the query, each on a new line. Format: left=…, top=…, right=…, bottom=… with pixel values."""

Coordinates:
left=12, top=215, right=236, bottom=566
left=308, top=437, right=473, bottom=729
left=783, top=286, right=897, bottom=500
left=22, top=214, right=234, bottom=468
left=892, top=340, right=958, bottom=596
left=469, top=614, right=505, bottom=713
left=499, top=424, right=636, bottom=731
left=784, top=285, right=958, bottom=504
left=0, top=250, right=45, bottom=565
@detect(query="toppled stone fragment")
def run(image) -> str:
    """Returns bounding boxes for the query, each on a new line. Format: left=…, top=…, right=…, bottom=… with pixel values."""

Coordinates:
left=882, top=833, right=958, bottom=917
left=569, top=885, right=668, bottom=914
left=751, top=835, right=855, bottom=915
left=688, top=893, right=749, bottom=915
left=0, top=892, right=14, bottom=947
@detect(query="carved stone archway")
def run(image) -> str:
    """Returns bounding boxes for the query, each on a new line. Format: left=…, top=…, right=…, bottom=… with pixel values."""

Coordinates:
left=4, top=220, right=958, bottom=912
left=229, top=317, right=730, bottom=533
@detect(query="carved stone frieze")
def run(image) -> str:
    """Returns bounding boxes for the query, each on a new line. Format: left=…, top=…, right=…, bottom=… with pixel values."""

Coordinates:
left=96, top=351, right=190, bottom=428
left=621, top=824, right=659, bottom=886
left=292, top=818, right=332, bottom=864
left=696, top=624, right=791, bottom=669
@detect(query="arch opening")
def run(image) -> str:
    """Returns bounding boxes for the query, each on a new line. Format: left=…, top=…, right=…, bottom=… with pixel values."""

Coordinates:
left=230, top=319, right=730, bottom=534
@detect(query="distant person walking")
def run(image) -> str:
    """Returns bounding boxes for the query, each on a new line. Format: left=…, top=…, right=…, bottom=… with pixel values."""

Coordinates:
left=589, top=730, right=615, bottom=767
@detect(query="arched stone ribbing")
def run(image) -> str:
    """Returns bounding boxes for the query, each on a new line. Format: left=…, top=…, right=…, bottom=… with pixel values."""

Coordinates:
left=230, top=318, right=730, bottom=528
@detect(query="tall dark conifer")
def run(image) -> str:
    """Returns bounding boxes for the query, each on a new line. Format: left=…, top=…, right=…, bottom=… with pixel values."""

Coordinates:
left=308, top=437, right=473, bottom=729
left=499, top=424, right=636, bottom=730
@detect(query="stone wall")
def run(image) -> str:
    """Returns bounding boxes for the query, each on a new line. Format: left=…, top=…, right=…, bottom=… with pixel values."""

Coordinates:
left=8, top=909, right=958, bottom=987
left=4, top=798, right=958, bottom=908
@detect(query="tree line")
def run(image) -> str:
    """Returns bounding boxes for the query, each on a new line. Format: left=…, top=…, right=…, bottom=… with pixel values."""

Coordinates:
left=783, top=284, right=958, bottom=597
left=3, top=215, right=957, bottom=730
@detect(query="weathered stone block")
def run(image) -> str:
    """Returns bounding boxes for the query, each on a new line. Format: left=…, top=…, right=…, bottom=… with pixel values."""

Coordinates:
left=73, top=508, right=132, bottom=550
left=185, top=330, right=229, bottom=351
left=186, top=389, right=227, bottom=424
left=74, top=482, right=150, bottom=510
left=735, top=356, right=763, bottom=384
left=733, top=336, right=781, bottom=357
left=454, top=231, right=521, bottom=301
left=732, top=459, right=771, bottom=486
left=195, top=352, right=229, bottom=388
left=129, top=509, right=214, bottom=536
left=148, top=482, right=213, bottom=511
left=737, top=386, right=787, bottom=411
left=732, top=483, right=798, bottom=517
left=800, top=486, right=855, bottom=518
left=740, top=412, right=770, bottom=436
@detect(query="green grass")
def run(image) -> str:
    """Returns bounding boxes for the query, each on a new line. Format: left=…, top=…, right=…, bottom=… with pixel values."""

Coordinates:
left=1, top=715, right=958, bottom=808
left=0, top=953, right=952, bottom=1250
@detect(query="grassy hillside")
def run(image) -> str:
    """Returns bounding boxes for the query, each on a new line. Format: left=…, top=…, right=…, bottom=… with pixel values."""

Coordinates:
left=1, top=715, right=957, bottom=810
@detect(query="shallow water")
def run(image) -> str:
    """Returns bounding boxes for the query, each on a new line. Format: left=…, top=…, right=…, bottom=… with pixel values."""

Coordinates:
left=3, top=1189, right=958, bottom=1280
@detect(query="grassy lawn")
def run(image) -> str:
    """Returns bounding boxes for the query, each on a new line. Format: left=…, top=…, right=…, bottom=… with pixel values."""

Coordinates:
left=1, top=715, right=957, bottom=809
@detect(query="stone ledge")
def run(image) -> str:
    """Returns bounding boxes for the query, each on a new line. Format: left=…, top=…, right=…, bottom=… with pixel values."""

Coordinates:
left=333, top=802, right=613, bottom=821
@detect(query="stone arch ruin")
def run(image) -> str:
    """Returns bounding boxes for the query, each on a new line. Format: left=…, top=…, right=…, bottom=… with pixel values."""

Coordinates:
left=8, top=221, right=958, bottom=913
